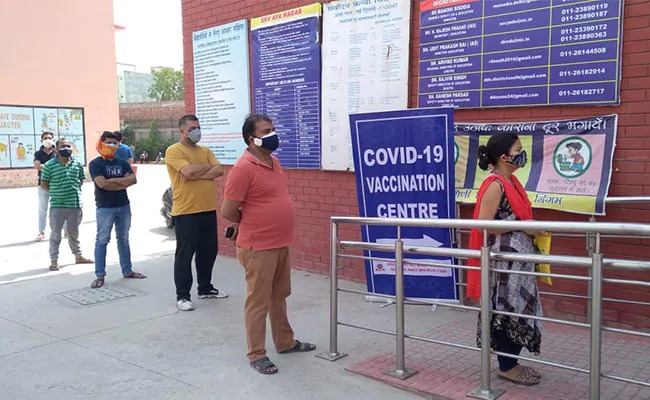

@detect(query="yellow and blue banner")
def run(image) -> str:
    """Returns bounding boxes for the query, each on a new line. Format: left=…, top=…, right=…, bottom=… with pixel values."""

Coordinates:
left=454, top=115, right=618, bottom=215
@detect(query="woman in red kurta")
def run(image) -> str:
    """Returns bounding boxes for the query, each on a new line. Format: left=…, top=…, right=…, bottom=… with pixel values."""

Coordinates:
left=468, top=132, right=543, bottom=386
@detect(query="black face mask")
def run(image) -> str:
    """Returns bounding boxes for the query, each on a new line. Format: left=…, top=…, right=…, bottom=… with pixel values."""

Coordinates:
left=508, top=150, right=527, bottom=168
left=58, top=147, right=73, bottom=158
left=253, top=132, right=279, bottom=151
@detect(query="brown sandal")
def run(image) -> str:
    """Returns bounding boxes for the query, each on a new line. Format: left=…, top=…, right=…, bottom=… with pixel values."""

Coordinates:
left=124, top=271, right=147, bottom=279
left=498, top=367, right=540, bottom=386
left=76, top=256, right=94, bottom=264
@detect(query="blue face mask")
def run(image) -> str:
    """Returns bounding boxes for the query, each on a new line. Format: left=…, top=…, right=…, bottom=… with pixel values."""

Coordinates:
left=253, top=132, right=279, bottom=151
left=508, top=150, right=527, bottom=168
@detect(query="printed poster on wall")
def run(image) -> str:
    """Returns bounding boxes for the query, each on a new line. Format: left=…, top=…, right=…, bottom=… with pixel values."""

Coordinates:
left=251, top=4, right=322, bottom=169
left=0, top=105, right=86, bottom=168
left=57, top=109, right=84, bottom=136
left=0, top=135, right=9, bottom=168
left=66, top=135, right=87, bottom=165
left=350, top=108, right=457, bottom=300
left=9, top=135, right=37, bottom=168
left=418, top=0, right=624, bottom=108
left=0, top=106, right=34, bottom=169
left=454, top=115, right=618, bottom=215
left=321, top=0, right=411, bottom=171
left=193, top=19, right=251, bottom=164
left=0, top=106, right=35, bottom=136
left=34, top=108, right=59, bottom=136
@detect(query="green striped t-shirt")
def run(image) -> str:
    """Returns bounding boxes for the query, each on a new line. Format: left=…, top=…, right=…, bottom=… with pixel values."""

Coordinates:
left=41, top=157, right=85, bottom=208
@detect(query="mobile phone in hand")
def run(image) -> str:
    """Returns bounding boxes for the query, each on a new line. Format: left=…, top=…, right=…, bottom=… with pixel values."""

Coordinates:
left=224, top=226, right=235, bottom=239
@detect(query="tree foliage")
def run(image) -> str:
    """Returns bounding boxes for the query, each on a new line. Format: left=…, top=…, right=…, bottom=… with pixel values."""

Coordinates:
left=134, top=121, right=176, bottom=160
left=149, top=68, right=184, bottom=101
left=119, top=122, right=136, bottom=144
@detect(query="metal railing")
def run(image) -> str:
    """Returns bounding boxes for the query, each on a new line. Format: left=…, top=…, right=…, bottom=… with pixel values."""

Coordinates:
left=455, top=196, right=650, bottom=305
left=316, top=216, right=650, bottom=400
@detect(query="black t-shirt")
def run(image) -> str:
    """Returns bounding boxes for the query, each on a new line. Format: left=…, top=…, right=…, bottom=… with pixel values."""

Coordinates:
left=34, top=146, right=56, bottom=184
left=89, top=157, right=133, bottom=208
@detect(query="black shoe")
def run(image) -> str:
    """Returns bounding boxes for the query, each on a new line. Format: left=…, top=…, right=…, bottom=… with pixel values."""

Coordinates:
left=198, top=288, right=228, bottom=299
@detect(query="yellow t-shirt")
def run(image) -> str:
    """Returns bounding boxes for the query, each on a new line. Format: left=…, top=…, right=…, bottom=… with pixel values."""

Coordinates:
left=165, top=142, right=220, bottom=216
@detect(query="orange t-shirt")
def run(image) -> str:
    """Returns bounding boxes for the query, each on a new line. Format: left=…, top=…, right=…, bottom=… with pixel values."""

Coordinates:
left=224, top=150, right=295, bottom=250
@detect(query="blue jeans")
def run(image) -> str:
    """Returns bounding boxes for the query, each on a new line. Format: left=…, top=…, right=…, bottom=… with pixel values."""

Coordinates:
left=94, top=204, right=132, bottom=277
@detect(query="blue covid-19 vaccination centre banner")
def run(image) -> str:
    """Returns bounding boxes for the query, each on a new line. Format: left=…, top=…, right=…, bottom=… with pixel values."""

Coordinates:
left=349, top=108, right=458, bottom=300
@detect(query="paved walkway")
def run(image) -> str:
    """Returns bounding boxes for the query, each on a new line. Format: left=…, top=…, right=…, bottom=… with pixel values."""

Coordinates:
left=0, top=166, right=430, bottom=400
left=2, top=165, right=649, bottom=399
left=346, top=310, right=650, bottom=400
left=0, top=252, right=434, bottom=400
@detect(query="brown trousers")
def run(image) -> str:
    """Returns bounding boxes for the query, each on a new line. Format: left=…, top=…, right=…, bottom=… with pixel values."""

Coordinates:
left=236, top=246, right=295, bottom=362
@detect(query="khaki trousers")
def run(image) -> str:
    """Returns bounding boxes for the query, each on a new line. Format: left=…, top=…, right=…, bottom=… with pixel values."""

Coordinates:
left=236, top=246, right=295, bottom=362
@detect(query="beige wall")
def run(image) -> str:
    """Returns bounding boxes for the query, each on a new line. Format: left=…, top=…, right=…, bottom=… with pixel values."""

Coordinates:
left=0, top=0, right=119, bottom=186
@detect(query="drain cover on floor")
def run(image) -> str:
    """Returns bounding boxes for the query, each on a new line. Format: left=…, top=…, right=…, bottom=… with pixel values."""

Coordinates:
left=57, top=287, right=136, bottom=306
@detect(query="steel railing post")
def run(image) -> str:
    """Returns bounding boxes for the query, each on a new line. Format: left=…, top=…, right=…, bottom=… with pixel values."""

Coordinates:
left=469, top=230, right=505, bottom=400
left=587, top=215, right=596, bottom=321
left=456, top=203, right=466, bottom=305
left=589, top=233, right=603, bottom=400
left=317, top=221, right=347, bottom=362
left=385, top=237, right=418, bottom=379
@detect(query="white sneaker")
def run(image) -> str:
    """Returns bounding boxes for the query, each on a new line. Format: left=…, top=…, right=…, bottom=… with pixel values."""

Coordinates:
left=176, top=299, right=194, bottom=311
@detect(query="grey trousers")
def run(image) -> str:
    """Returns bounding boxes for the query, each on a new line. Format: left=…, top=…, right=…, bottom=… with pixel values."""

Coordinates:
left=50, top=207, right=83, bottom=262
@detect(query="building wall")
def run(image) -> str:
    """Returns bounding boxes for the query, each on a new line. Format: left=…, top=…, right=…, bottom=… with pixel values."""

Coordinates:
left=0, top=0, right=119, bottom=187
left=118, top=74, right=127, bottom=103
left=119, top=101, right=185, bottom=141
left=182, top=0, right=650, bottom=329
left=119, top=71, right=154, bottom=104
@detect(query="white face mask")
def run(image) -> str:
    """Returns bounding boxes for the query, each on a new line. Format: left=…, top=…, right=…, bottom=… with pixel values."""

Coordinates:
left=42, top=139, right=55, bottom=148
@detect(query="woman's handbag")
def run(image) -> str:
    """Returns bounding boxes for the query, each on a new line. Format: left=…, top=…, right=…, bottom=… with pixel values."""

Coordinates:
left=534, top=232, right=552, bottom=286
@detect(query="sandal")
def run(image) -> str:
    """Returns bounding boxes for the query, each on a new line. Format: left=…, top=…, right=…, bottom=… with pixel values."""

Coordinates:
left=124, top=271, right=147, bottom=279
left=91, top=277, right=105, bottom=289
left=498, top=367, right=540, bottom=386
left=278, top=340, right=316, bottom=354
left=250, top=357, right=278, bottom=375
left=521, top=366, right=541, bottom=379
left=75, top=256, right=93, bottom=264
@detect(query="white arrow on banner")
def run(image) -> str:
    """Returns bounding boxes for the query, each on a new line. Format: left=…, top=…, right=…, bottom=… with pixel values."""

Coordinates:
left=376, top=234, right=443, bottom=248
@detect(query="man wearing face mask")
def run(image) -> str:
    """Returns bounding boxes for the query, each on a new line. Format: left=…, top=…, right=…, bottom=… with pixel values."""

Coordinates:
left=34, top=131, right=57, bottom=240
left=88, top=131, right=146, bottom=289
left=222, top=114, right=316, bottom=375
left=113, top=131, right=134, bottom=165
left=40, top=138, right=93, bottom=271
left=165, top=114, right=226, bottom=311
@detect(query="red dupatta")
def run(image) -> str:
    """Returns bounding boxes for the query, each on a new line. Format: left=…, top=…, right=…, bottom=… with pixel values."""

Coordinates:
left=466, top=174, right=533, bottom=299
